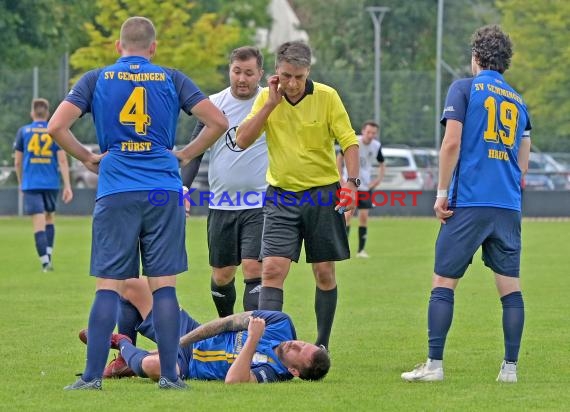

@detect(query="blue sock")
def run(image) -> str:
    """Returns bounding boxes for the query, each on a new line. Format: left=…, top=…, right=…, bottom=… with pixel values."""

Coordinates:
left=118, top=297, right=142, bottom=345
left=120, top=340, right=149, bottom=378
left=501, top=291, right=524, bottom=363
left=82, top=289, right=120, bottom=381
left=427, top=287, right=454, bottom=360
left=34, top=231, right=49, bottom=265
left=152, top=287, right=180, bottom=381
left=45, top=224, right=55, bottom=256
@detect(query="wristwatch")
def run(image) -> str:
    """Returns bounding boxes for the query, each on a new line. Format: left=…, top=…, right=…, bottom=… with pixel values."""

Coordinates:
left=346, top=177, right=361, bottom=188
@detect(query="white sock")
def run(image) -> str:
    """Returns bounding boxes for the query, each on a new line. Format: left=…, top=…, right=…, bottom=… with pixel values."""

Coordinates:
left=427, top=358, right=443, bottom=370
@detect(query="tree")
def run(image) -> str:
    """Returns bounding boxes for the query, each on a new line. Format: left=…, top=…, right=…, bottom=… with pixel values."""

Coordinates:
left=70, top=0, right=245, bottom=92
left=497, top=0, right=570, bottom=150
left=290, top=0, right=496, bottom=146
left=0, top=0, right=95, bottom=68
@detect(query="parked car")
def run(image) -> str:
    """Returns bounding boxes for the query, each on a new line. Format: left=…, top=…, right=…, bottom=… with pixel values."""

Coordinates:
left=69, top=144, right=100, bottom=188
left=545, top=152, right=570, bottom=169
left=526, top=152, right=570, bottom=190
left=375, top=146, right=438, bottom=190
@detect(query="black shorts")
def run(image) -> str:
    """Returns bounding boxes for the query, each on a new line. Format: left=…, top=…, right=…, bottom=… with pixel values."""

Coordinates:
left=355, top=190, right=373, bottom=209
left=260, top=183, right=350, bottom=263
left=207, top=208, right=263, bottom=267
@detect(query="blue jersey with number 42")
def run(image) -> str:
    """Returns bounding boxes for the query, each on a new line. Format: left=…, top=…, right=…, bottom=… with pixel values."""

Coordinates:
left=14, top=120, right=61, bottom=190
left=65, top=56, right=207, bottom=199
left=441, top=70, right=532, bottom=211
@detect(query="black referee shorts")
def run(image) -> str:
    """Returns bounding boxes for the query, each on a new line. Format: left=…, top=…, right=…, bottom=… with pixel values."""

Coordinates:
left=260, top=183, right=350, bottom=263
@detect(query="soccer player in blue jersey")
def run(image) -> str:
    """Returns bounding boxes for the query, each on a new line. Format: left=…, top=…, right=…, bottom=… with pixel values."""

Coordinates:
left=48, top=16, right=227, bottom=390
left=13, top=98, right=73, bottom=272
left=81, top=308, right=330, bottom=383
left=401, top=25, right=531, bottom=383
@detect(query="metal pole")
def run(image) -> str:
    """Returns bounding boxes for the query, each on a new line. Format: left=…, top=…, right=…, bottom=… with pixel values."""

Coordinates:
left=20, top=68, right=40, bottom=216
left=435, top=0, right=444, bottom=149
left=366, top=7, right=390, bottom=125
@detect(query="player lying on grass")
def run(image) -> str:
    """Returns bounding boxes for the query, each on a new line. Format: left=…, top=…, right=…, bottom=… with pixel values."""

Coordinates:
left=79, top=307, right=330, bottom=384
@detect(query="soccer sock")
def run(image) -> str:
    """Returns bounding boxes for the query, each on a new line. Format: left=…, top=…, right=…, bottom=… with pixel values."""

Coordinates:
left=211, top=277, right=236, bottom=317
left=501, top=291, right=525, bottom=362
left=82, top=289, right=120, bottom=381
left=120, top=340, right=149, bottom=378
left=258, top=286, right=284, bottom=311
left=152, top=286, right=180, bottom=382
left=118, top=297, right=142, bottom=345
left=243, top=277, right=262, bottom=311
left=33, top=231, right=49, bottom=266
left=427, top=287, right=454, bottom=360
left=45, top=224, right=55, bottom=258
left=346, top=225, right=351, bottom=236
left=315, top=286, right=337, bottom=349
left=358, top=226, right=367, bottom=252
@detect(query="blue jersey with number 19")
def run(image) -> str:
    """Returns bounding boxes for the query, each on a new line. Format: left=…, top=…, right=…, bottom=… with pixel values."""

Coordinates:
left=441, top=70, right=531, bottom=211
left=65, top=56, right=207, bottom=199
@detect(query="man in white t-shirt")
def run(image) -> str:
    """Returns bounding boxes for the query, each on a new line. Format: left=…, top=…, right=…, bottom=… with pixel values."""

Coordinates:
left=337, top=121, right=385, bottom=258
left=182, top=46, right=267, bottom=315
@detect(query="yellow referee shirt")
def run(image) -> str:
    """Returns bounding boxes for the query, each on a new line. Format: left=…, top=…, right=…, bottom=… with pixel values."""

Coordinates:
left=243, top=80, right=358, bottom=192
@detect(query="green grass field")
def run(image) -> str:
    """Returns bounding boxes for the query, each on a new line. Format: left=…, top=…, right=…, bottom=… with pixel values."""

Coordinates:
left=1, top=216, right=569, bottom=411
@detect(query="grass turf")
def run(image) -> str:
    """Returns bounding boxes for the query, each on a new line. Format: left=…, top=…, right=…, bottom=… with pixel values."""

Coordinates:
left=0, top=216, right=568, bottom=411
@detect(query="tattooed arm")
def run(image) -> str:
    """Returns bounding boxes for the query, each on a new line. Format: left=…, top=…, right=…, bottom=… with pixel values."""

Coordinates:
left=179, top=311, right=253, bottom=347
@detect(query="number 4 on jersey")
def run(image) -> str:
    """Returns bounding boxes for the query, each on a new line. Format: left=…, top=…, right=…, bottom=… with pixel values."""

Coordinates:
left=119, top=87, right=151, bottom=134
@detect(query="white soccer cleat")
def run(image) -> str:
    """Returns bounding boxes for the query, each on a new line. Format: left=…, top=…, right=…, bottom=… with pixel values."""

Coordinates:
left=356, top=250, right=370, bottom=258
left=496, top=361, right=517, bottom=383
left=401, top=363, right=444, bottom=382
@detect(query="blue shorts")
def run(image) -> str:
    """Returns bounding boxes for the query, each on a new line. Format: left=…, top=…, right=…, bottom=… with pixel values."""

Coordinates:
left=90, top=191, right=187, bottom=279
left=136, top=308, right=200, bottom=380
left=23, top=190, right=58, bottom=215
left=434, top=207, right=521, bottom=278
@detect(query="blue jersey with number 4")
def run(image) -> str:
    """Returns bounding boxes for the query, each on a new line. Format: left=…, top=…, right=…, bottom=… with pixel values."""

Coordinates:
left=14, top=120, right=61, bottom=190
left=441, top=70, right=531, bottom=211
left=65, top=56, right=207, bottom=199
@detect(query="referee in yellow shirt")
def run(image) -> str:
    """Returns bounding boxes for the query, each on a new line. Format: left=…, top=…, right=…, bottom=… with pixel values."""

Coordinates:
left=236, top=41, right=359, bottom=349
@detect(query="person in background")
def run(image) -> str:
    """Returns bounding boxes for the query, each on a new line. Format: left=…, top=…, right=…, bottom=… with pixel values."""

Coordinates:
left=13, top=98, right=73, bottom=272
left=337, top=120, right=385, bottom=258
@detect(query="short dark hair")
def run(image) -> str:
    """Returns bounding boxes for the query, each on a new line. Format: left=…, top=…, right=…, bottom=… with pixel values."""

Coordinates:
left=471, top=25, right=512, bottom=74
left=298, top=346, right=330, bottom=381
left=230, top=46, right=264, bottom=69
left=31, top=98, right=49, bottom=118
left=362, top=120, right=379, bottom=130
left=275, top=41, right=312, bottom=68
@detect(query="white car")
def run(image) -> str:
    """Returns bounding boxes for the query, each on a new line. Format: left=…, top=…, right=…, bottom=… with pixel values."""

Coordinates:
left=375, top=147, right=438, bottom=190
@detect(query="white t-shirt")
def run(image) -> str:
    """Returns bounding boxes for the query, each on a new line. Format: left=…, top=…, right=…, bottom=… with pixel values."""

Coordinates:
left=208, top=86, right=268, bottom=210
left=342, top=136, right=382, bottom=191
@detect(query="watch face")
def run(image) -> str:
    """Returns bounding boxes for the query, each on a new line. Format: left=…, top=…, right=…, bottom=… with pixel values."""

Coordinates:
left=349, top=177, right=360, bottom=187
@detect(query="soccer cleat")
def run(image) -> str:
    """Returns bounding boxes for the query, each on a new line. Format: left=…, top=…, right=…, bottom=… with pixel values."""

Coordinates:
left=158, top=376, right=188, bottom=390
left=110, top=333, right=132, bottom=350
left=401, top=363, right=444, bottom=382
left=77, top=329, right=132, bottom=350
left=496, top=361, right=517, bottom=383
left=64, top=377, right=102, bottom=390
left=356, top=250, right=370, bottom=258
left=42, top=262, right=54, bottom=272
left=103, top=355, right=136, bottom=379
left=78, top=329, right=88, bottom=345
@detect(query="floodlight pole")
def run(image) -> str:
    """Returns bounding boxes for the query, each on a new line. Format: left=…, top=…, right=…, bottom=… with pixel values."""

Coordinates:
left=367, top=6, right=390, bottom=126
left=434, top=0, right=444, bottom=149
